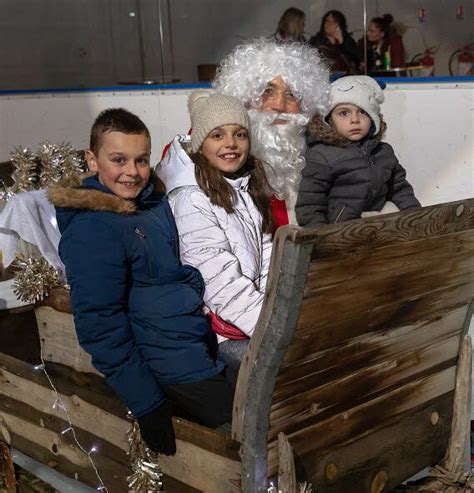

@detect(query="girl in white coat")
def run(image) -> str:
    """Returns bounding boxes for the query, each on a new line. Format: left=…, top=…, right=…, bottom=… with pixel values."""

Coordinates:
left=157, top=90, right=274, bottom=376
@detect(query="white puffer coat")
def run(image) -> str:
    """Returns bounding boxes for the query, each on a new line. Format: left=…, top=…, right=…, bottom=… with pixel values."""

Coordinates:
left=157, top=136, right=273, bottom=340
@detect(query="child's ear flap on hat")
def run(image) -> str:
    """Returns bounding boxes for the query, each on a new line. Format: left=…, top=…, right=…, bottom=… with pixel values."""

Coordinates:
left=364, top=77, right=385, bottom=104
left=187, top=89, right=215, bottom=113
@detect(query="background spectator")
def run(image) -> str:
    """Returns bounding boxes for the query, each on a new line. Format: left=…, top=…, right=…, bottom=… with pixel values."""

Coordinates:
left=309, top=10, right=361, bottom=75
left=359, top=14, right=405, bottom=73
left=273, top=7, right=306, bottom=43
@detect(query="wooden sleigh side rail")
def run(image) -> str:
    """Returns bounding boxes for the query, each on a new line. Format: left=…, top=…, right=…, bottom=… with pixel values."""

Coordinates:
left=234, top=199, right=474, bottom=492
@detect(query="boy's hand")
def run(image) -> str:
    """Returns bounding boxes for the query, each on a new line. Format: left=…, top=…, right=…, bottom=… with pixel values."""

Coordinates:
left=137, top=401, right=177, bottom=455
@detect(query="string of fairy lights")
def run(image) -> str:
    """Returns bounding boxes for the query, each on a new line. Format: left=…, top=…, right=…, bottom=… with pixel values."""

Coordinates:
left=33, top=346, right=108, bottom=492
left=32, top=343, right=310, bottom=492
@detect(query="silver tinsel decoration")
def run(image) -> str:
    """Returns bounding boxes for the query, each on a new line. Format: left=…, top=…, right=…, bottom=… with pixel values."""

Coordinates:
left=37, top=142, right=64, bottom=188
left=127, top=414, right=163, bottom=492
left=1, top=142, right=87, bottom=202
left=13, top=256, right=67, bottom=303
left=59, top=143, right=88, bottom=179
left=8, top=147, right=38, bottom=196
left=38, top=142, right=87, bottom=187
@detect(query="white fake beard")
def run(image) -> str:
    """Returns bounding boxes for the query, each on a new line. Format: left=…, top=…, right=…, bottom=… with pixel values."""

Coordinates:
left=248, top=110, right=308, bottom=222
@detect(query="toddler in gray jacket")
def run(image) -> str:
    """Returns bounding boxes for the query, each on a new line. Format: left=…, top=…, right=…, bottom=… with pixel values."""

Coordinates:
left=296, top=75, right=420, bottom=227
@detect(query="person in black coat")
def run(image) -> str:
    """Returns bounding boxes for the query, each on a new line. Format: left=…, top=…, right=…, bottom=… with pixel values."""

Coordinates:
left=309, top=10, right=361, bottom=75
left=296, top=76, right=420, bottom=227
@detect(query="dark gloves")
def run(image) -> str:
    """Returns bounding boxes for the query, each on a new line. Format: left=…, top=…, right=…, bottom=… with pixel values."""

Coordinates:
left=137, top=401, right=176, bottom=455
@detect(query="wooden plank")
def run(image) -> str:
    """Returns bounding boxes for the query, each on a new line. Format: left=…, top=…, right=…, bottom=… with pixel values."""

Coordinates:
left=274, top=306, right=466, bottom=404
left=286, top=267, right=472, bottom=363
left=303, top=229, right=473, bottom=289
left=0, top=399, right=229, bottom=493
left=269, top=334, right=459, bottom=440
left=268, top=367, right=456, bottom=465
left=291, top=282, right=473, bottom=357
left=158, top=441, right=241, bottom=493
left=159, top=475, right=201, bottom=493
left=1, top=410, right=130, bottom=492
left=232, top=225, right=301, bottom=439
left=0, top=353, right=241, bottom=491
left=35, top=306, right=100, bottom=375
left=0, top=392, right=128, bottom=466
left=301, top=250, right=472, bottom=313
left=0, top=351, right=126, bottom=417
left=442, top=334, right=472, bottom=472
left=295, top=199, right=473, bottom=257
left=0, top=352, right=240, bottom=460
left=0, top=364, right=129, bottom=451
left=2, top=410, right=240, bottom=493
left=233, top=226, right=313, bottom=492
left=277, top=433, right=297, bottom=493
left=298, top=393, right=453, bottom=492
left=403, top=333, right=473, bottom=493
left=173, top=417, right=240, bottom=461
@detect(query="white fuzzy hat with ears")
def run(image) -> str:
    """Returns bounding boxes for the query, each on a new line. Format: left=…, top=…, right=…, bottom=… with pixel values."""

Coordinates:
left=325, top=76, right=385, bottom=134
left=188, top=89, right=250, bottom=152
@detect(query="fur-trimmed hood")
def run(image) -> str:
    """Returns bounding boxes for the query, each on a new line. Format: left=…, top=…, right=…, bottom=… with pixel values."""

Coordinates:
left=307, top=113, right=387, bottom=148
left=48, top=173, right=164, bottom=215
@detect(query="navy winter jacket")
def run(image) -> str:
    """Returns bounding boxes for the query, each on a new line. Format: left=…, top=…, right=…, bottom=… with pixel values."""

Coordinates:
left=49, top=175, right=223, bottom=417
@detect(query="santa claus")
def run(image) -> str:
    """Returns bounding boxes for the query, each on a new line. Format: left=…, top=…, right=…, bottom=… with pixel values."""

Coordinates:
left=213, top=38, right=330, bottom=225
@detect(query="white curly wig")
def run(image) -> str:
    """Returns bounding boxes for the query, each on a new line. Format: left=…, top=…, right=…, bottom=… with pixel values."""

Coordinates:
left=213, top=38, right=330, bottom=116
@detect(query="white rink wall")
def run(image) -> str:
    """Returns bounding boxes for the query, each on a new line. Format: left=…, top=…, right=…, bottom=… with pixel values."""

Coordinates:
left=0, top=80, right=472, bottom=207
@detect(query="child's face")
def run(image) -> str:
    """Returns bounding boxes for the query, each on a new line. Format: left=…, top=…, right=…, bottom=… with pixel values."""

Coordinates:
left=86, top=131, right=151, bottom=200
left=201, top=124, right=250, bottom=174
left=329, top=103, right=372, bottom=141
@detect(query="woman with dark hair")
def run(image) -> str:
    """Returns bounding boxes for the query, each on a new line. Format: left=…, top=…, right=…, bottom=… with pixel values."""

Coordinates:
left=309, top=10, right=361, bottom=74
left=273, top=7, right=306, bottom=43
left=359, top=14, right=405, bottom=73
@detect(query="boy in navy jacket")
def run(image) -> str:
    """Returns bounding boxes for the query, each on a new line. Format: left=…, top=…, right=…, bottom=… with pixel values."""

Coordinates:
left=49, top=108, right=233, bottom=455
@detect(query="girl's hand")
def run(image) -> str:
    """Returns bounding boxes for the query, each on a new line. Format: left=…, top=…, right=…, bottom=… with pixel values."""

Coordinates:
left=334, top=26, right=344, bottom=44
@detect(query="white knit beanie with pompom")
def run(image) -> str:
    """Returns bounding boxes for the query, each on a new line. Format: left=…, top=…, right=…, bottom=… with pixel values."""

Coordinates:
left=325, top=76, right=385, bottom=135
left=188, top=89, right=250, bottom=152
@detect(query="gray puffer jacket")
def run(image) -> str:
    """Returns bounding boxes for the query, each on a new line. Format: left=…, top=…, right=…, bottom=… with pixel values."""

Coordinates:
left=296, top=116, right=420, bottom=228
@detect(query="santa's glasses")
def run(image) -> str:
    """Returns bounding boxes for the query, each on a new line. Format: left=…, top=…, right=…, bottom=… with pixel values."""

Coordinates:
left=261, top=86, right=300, bottom=105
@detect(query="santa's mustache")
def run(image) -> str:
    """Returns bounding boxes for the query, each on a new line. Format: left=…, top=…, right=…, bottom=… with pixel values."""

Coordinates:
left=248, top=110, right=309, bottom=128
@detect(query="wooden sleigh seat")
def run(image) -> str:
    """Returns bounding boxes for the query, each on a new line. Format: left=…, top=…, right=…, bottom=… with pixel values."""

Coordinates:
left=0, top=199, right=473, bottom=492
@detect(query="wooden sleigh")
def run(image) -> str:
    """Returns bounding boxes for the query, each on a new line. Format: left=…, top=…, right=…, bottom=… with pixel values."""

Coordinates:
left=0, top=199, right=473, bottom=492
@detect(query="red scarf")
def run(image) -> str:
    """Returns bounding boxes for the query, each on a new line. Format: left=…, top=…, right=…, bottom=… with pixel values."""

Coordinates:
left=208, top=310, right=248, bottom=340
left=271, top=196, right=289, bottom=229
